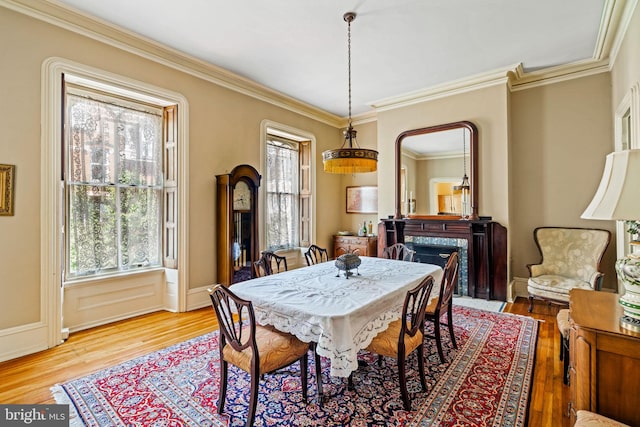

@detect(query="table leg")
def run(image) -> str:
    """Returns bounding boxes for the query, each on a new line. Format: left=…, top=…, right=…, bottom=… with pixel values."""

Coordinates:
left=312, top=343, right=325, bottom=406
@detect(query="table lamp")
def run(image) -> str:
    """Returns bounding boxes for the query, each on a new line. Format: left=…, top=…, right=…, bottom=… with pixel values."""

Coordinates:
left=581, top=149, right=640, bottom=331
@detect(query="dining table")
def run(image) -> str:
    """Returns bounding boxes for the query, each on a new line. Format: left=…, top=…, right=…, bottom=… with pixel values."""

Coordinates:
left=230, top=255, right=443, bottom=403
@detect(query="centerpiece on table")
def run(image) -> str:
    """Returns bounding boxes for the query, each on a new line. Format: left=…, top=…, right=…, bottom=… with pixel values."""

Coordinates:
left=335, top=253, right=361, bottom=279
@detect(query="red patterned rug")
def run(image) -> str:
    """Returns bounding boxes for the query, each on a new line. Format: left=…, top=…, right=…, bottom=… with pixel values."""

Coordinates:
left=52, top=306, right=537, bottom=426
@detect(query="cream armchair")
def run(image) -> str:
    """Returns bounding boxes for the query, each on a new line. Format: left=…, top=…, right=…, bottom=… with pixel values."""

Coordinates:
left=527, top=227, right=610, bottom=313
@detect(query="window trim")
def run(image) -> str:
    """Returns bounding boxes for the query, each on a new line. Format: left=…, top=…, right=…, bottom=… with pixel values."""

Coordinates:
left=260, top=120, right=316, bottom=252
left=613, top=82, right=640, bottom=275
left=42, top=57, right=190, bottom=346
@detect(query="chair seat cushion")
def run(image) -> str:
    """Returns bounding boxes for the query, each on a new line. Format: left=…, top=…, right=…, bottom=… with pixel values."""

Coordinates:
left=556, top=309, right=571, bottom=337
left=528, top=275, right=593, bottom=301
left=575, top=410, right=631, bottom=427
left=365, top=319, right=423, bottom=358
left=222, top=324, right=309, bottom=374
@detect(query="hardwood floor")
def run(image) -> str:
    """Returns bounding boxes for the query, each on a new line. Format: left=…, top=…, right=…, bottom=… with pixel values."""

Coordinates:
left=0, top=297, right=569, bottom=426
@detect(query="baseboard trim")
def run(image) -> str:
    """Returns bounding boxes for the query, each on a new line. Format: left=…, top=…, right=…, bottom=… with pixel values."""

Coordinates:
left=187, top=285, right=214, bottom=311
left=0, top=321, right=52, bottom=363
left=509, top=277, right=529, bottom=303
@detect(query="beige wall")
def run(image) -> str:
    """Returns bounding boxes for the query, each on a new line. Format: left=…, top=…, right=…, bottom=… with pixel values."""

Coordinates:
left=510, top=73, right=616, bottom=289
left=337, top=120, right=380, bottom=238
left=373, top=75, right=619, bottom=290
left=0, top=8, right=340, bottom=329
left=1, top=3, right=638, bottom=336
left=376, top=84, right=510, bottom=225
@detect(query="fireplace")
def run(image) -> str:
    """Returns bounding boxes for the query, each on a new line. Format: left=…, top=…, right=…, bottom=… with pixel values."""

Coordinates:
left=405, top=237, right=468, bottom=296
left=378, top=218, right=507, bottom=301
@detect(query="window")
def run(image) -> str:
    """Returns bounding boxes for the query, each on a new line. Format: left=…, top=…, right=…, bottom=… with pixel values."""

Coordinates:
left=264, top=133, right=311, bottom=250
left=64, top=83, right=176, bottom=279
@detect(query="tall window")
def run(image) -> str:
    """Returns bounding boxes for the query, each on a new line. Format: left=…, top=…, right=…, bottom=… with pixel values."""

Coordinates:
left=265, top=134, right=311, bottom=250
left=65, top=84, right=170, bottom=279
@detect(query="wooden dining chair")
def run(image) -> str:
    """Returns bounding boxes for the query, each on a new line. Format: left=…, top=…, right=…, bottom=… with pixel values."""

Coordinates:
left=304, top=244, right=329, bottom=266
left=382, top=243, right=416, bottom=262
left=364, top=275, right=435, bottom=410
left=261, top=251, right=288, bottom=274
left=253, top=257, right=269, bottom=278
left=208, top=285, right=311, bottom=427
left=424, top=251, right=459, bottom=363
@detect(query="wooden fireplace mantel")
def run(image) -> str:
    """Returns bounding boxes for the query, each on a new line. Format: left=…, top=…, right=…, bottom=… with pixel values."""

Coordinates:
left=378, top=218, right=507, bottom=301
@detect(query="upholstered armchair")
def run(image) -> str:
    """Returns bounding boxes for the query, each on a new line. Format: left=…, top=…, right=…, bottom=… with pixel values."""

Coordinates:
left=527, top=227, right=610, bottom=313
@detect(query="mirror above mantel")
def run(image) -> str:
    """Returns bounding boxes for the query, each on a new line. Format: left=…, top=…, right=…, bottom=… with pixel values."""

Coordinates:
left=395, top=121, right=479, bottom=220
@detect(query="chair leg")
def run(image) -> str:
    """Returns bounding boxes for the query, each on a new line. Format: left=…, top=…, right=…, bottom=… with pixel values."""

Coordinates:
left=312, top=344, right=324, bottom=406
left=447, top=304, right=457, bottom=349
left=417, top=344, right=427, bottom=392
left=397, top=350, right=411, bottom=411
left=434, top=319, right=445, bottom=363
left=528, top=296, right=534, bottom=313
left=301, top=353, right=308, bottom=401
left=218, top=359, right=228, bottom=414
left=247, top=369, right=260, bottom=427
left=562, top=337, right=570, bottom=385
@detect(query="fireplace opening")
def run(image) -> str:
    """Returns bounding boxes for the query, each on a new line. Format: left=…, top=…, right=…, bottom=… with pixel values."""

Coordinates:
left=404, top=236, right=468, bottom=296
left=410, top=244, right=457, bottom=267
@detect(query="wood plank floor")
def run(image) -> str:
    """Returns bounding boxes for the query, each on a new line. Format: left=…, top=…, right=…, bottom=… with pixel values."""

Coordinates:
left=0, top=297, right=569, bottom=426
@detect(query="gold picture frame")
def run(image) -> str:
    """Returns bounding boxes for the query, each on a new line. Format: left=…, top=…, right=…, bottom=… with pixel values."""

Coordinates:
left=346, top=186, right=378, bottom=214
left=0, top=164, right=15, bottom=216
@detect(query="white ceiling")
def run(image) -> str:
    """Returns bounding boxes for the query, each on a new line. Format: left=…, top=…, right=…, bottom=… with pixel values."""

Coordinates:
left=52, top=0, right=606, bottom=118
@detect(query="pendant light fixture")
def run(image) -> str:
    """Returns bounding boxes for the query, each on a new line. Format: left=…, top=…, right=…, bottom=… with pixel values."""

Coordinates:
left=453, top=128, right=470, bottom=218
left=322, top=12, right=378, bottom=174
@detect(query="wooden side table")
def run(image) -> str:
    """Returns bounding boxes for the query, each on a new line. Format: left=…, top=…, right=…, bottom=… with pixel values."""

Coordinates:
left=569, top=289, right=640, bottom=426
left=333, top=235, right=377, bottom=257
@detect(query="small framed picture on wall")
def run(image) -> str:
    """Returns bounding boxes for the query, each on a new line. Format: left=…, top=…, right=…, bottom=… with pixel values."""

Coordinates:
left=0, top=164, right=15, bottom=216
left=346, top=186, right=377, bottom=214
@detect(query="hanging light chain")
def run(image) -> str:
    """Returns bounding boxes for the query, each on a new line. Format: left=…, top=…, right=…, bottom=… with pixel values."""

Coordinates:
left=321, top=12, right=378, bottom=174
left=347, top=13, right=352, bottom=126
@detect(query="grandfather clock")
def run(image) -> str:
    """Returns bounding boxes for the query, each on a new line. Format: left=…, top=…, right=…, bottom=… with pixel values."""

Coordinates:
left=216, top=164, right=261, bottom=285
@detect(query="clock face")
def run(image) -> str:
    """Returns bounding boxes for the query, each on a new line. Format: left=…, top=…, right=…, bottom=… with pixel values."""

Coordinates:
left=233, top=181, right=251, bottom=211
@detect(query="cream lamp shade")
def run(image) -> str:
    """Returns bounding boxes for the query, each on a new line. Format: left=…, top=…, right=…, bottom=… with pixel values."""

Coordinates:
left=581, top=149, right=640, bottom=331
left=581, top=149, right=640, bottom=221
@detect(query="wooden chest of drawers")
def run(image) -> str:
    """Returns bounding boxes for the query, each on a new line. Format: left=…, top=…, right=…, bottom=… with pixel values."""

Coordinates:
left=569, top=289, right=640, bottom=426
left=333, top=235, right=377, bottom=257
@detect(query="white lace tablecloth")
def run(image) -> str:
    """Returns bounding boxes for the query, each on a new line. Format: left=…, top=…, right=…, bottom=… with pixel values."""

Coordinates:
left=231, top=256, right=443, bottom=377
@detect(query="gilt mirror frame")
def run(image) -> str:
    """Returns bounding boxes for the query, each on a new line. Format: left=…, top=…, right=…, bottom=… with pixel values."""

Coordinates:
left=394, top=120, right=478, bottom=220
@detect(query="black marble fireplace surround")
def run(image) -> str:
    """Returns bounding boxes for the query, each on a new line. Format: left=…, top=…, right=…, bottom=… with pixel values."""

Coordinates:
left=408, top=242, right=463, bottom=294
left=378, top=218, right=507, bottom=301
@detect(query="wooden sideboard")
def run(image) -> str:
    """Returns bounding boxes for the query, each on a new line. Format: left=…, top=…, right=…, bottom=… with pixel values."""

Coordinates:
left=378, top=218, right=507, bottom=301
left=334, top=235, right=377, bottom=257
left=568, top=289, right=640, bottom=426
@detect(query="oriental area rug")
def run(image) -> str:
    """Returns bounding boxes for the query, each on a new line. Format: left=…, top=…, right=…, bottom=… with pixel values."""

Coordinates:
left=52, top=306, right=538, bottom=427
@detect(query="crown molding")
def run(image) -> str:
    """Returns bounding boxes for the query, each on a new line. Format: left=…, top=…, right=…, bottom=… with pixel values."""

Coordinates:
left=594, top=0, right=621, bottom=60
left=369, top=65, right=517, bottom=113
left=607, top=0, right=639, bottom=69
left=349, top=111, right=378, bottom=127
left=509, top=59, right=611, bottom=91
left=371, top=0, right=628, bottom=108
left=2, top=0, right=635, bottom=124
left=0, top=0, right=343, bottom=128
